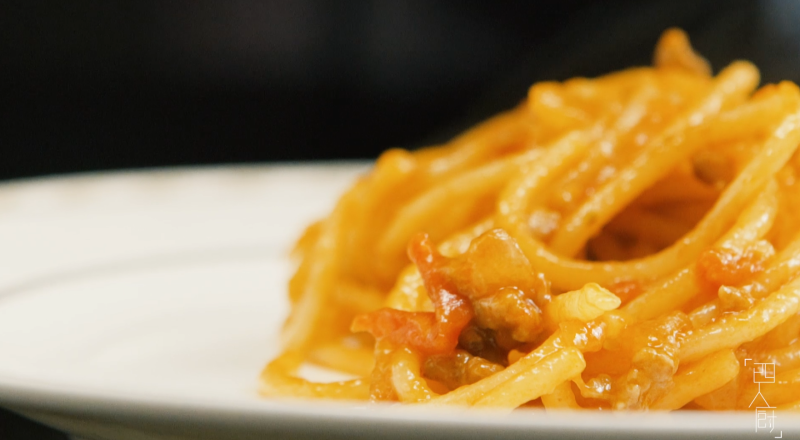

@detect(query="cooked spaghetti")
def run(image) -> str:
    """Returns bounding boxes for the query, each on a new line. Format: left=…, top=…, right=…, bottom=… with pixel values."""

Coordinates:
left=260, top=29, right=800, bottom=411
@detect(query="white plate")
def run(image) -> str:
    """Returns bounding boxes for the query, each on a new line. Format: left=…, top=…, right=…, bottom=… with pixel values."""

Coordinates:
left=0, top=164, right=796, bottom=440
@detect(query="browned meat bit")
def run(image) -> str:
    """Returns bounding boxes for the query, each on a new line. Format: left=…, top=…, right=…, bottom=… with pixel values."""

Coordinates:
left=445, top=228, right=549, bottom=343
left=609, top=312, right=691, bottom=409
left=473, top=286, right=542, bottom=342
left=423, top=350, right=504, bottom=390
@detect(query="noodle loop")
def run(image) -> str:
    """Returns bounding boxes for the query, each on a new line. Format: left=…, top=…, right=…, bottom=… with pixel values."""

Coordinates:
left=261, top=29, right=800, bottom=411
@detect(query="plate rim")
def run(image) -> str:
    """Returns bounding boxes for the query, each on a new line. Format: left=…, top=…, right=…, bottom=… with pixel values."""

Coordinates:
left=0, top=164, right=797, bottom=437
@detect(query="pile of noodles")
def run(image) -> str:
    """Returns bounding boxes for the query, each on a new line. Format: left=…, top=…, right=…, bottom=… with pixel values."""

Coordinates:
left=261, top=29, right=800, bottom=411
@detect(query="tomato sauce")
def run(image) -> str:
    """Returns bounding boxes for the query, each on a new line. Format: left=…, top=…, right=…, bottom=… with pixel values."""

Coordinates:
left=352, top=233, right=474, bottom=355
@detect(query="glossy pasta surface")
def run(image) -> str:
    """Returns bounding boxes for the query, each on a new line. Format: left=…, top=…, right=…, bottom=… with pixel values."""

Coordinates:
left=261, top=29, right=800, bottom=411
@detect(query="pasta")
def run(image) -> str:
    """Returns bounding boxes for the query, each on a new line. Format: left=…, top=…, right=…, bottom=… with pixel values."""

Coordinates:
left=260, top=28, right=800, bottom=411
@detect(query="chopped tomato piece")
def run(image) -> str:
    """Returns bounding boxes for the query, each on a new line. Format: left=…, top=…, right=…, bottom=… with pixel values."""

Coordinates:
left=352, top=233, right=474, bottom=355
left=697, top=246, right=768, bottom=288
left=605, top=280, right=643, bottom=305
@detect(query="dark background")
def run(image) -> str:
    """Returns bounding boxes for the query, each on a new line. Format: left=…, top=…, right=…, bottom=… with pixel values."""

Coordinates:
left=2, top=0, right=800, bottom=438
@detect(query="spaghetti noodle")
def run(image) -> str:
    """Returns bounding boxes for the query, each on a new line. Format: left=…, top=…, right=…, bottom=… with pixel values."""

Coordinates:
left=260, top=29, right=800, bottom=411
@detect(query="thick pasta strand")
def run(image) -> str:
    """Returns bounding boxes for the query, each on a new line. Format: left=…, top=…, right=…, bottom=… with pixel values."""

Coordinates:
left=680, top=274, right=800, bottom=363
left=548, top=62, right=759, bottom=257
left=472, top=348, right=585, bottom=409
left=390, top=348, right=438, bottom=403
left=541, top=381, right=581, bottom=410
left=261, top=29, right=800, bottom=412
left=650, top=349, right=739, bottom=410
left=379, top=149, right=543, bottom=261
left=622, top=180, right=779, bottom=321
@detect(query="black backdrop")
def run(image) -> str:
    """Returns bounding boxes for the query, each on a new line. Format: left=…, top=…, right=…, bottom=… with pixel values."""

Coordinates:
left=2, top=0, right=800, bottom=438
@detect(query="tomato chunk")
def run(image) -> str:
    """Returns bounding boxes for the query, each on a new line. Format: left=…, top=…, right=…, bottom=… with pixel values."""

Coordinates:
left=697, top=246, right=768, bottom=288
left=352, top=233, right=474, bottom=355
